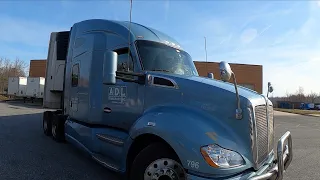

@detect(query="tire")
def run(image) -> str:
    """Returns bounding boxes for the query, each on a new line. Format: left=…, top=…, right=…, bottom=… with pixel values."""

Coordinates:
left=51, top=114, right=66, bottom=142
left=129, top=142, right=187, bottom=180
left=43, top=111, right=52, bottom=136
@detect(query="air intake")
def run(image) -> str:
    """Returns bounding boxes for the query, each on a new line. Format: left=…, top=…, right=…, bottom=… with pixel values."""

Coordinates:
left=56, top=31, right=70, bottom=61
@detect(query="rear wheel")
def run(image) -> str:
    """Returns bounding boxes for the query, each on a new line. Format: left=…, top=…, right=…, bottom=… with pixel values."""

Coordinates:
left=43, top=111, right=52, bottom=136
left=51, top=114, right=66, bottom=142
left=129, top=142, right=186, bottom=180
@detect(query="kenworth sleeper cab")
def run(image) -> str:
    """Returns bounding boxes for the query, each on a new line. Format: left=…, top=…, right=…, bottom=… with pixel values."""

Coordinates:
left=42, top=19, right=293, bottom=180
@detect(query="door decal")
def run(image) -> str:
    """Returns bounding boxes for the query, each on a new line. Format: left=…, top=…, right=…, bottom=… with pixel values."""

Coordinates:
left=108, top=86, right=127, bottom=104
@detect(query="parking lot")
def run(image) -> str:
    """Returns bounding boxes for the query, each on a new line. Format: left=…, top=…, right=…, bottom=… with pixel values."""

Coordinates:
left=0, top=101, right=319, bottom=180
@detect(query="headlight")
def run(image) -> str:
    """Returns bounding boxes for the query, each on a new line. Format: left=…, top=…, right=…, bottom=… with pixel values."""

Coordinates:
left=200, top=144, right=244, bottom=168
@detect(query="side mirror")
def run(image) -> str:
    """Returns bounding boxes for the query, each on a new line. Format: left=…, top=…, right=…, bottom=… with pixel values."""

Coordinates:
left=219, top=61, right=242, bottom=119
left=219, top=61, right=232, bottom=82
left=208, top=73, right=214, bottom=79
left=103, top=51, right=118, bottom=85
left=268, top=82, right=273, bottom=93
left=267, top=82, right=273, bottom=98
left=269, top=86, right=273, bottom=93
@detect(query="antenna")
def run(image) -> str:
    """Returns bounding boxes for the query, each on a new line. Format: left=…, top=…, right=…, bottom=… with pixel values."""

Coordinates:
left=127, top=0, right=133, bottom=72
left=204, top=36, right=208, bottom=74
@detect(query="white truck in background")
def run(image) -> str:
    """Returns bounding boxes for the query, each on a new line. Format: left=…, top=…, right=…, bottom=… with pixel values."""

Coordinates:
left=7, top=77, right=27, bottom=98
left=26, top=77, right=45, bottom=99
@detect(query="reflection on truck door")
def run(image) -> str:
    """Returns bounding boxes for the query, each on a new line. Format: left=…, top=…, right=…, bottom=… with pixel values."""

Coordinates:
left=70, top=63, right=80, bottom=117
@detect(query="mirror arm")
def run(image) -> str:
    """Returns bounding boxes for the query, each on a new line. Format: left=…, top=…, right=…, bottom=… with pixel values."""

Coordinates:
left=219, top=61, right=242, bottom=120
left=231, top=72, right=242, bottom=120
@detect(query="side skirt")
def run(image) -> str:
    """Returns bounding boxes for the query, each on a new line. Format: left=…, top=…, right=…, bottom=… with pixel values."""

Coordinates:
left=65, top=133, right=123, bottom=173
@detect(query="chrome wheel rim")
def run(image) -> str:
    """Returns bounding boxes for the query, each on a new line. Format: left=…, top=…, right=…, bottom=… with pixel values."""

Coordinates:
left=144, top=158, right=186, bottom=180
left=52, top=123, right=56, bottom=137
left=43, top=120, right=47, bottom=131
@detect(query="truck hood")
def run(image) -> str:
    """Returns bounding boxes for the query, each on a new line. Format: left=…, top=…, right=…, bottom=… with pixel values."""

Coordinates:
left=147, top=72, right=267, bottom=168
left=149, top=72, right=264, bottom=100
left=187, top=76, right=263, bottom=100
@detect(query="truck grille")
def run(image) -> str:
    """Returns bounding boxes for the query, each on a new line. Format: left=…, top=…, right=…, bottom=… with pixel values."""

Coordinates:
left=254, top=105, right=274, bottom=166
left=268, top=106, right=274, bottom=152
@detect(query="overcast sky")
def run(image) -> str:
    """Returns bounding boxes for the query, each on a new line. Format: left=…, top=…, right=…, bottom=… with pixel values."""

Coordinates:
left=0, top=0, right=319, bottom=96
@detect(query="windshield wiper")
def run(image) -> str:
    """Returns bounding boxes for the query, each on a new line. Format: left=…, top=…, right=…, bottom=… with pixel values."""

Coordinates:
left=151, top=69, right=170, bottom=72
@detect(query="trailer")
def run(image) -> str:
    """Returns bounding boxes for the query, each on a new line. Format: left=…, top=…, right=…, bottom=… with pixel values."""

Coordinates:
left=26, top=77, right=45, bottom=99
left=7, top=77, right=27, bottom=98
left=300, top=103, right=315, bottom=110
left=42, top=32, right=66, bottom=109
left=42, top=19, right=293, bottom=180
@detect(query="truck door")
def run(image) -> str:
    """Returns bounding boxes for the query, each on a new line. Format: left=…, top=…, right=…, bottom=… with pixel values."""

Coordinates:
left=70, top=62, right=80, bottom=118
left=102, top=48, right=144, bottom=131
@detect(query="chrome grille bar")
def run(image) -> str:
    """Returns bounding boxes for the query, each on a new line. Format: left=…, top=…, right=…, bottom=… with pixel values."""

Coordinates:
left=255, top=105, right=269, bottom=165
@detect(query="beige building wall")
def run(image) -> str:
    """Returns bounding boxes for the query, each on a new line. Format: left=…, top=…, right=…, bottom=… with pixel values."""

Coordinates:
left=194, top=61, right=263, bottom=94
left=28, top=59, right=263, bottom=94
left=29, top=60, right=47, bottom=77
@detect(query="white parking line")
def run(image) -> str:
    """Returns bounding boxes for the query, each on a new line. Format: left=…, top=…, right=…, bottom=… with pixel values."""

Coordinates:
left=275, top=124, right=281, bottom=129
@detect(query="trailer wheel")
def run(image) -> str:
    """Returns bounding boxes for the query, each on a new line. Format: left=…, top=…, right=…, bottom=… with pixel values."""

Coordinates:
left=43, top=111, right=52, bottom=136
left=129, top=142, right=186, bottom=180
left=51, top=114, right=65, bottom=142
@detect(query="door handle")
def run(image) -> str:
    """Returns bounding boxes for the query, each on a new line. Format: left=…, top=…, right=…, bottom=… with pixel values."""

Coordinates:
left=104, top=107, right=112, bottom=113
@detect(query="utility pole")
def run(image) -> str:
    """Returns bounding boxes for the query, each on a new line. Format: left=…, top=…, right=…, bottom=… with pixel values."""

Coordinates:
left=204, top=37, right=208, bottom=74
left=127, top=0, right=133, bottom=71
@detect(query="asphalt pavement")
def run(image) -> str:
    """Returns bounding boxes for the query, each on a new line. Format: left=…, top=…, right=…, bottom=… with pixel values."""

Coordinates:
left=0, top=102, right=121, bottom=180
left=0, top=101, right=319, bottom=180
left=274, top=111, right=320, bottom=180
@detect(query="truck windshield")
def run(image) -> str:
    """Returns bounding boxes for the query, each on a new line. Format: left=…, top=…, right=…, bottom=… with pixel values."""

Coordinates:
left=136, top=40, right=199, bottom=76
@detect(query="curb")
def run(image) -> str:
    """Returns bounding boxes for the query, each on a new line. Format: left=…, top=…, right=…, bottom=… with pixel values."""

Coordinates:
left=305, top=114, right=320, bottom=117
left=275, top=110, right=320, bottom=117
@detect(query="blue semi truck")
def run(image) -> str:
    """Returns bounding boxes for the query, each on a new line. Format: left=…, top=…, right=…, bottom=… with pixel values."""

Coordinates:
left=42, top=19, right=293, bottom=180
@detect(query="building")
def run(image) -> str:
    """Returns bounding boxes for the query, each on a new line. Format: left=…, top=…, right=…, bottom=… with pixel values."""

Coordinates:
left=194, top=61, right=263, bottom=94
left=29, top=59, right=47, bottom=77
left=314, top=97, right=320, bottom=104
left=28, top=59, right=263, bottom=94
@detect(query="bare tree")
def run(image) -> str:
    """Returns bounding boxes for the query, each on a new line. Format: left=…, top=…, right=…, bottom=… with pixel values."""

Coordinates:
left=0, top=57, right=27, bottom=93
left=285, top=91, right=290, bottom=101
left=290, top=86, right=305, bottom=102
left=307, top=91, right=318, bottom=103
left=298, top=86, right=304, bottom=95
left=271, top=87, right=320, bottom=108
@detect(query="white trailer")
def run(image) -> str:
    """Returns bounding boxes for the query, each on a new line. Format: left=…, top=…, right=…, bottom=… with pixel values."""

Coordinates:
left=43, top=32, right=66, bottom=109
left=26, top=77, right=45, bottom=98
left=7, top=77, right=27, bottom=97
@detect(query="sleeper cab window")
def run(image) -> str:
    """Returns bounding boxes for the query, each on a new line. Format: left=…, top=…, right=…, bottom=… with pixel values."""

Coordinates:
left=71, top=64, right=80, bottom=87
left=116, top=48, right=134, bottom=72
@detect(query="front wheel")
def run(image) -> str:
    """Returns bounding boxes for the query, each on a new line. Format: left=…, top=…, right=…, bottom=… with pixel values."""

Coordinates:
left=129, top=142, right=187, bottom=180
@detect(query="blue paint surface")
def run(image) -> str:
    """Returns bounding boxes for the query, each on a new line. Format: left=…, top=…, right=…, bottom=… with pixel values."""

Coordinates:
left=62, top=19, right=272, bottom=178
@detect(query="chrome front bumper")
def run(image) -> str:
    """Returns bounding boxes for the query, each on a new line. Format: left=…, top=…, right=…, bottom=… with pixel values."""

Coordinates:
left=249, top=131, right=293, bottom=180
left=186, top=131, right=293, bottom=180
